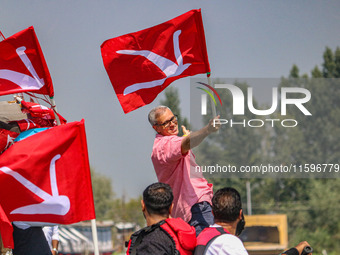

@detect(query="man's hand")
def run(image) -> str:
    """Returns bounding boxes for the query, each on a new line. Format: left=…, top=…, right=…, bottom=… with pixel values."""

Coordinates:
left=207, top=115, right=221, bottom=134
left=181, top=125, right=190, bottom=136
left=181, top=115, right=221, bottom=155
left=295, top=241, right=312, bottom=255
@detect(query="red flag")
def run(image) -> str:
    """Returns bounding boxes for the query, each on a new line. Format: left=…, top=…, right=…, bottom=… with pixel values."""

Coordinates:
left=101, top=9, right=210, bottom=113
left=0, top=204, right=14, bottom=249
left=0, top=26, right=54, bottom=97
left=0, top=128, right=18, bottom=154
left=0, top=120, right=95, bottom=224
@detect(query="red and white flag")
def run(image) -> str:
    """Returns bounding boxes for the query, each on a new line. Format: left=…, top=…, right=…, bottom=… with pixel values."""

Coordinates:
left=0, top=26, right=54, bottom=97
left=0, top=120, right=95, bottom=224
left=0, top=204, right=13, bottom=249
left=101, top=9, right=210, bottom=113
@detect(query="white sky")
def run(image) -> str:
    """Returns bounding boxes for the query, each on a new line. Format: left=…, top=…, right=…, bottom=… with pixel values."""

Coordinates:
left=1, top=0, right=339, bottom=198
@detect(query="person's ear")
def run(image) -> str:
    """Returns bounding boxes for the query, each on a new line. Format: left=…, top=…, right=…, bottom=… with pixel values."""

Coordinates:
left=238, top=209, right=243, bottom=220
left=153, top=125, right=160, bottom=134
left=141, top=200, right=146, bottom=212
left=169, top=203, right=174, bottom=215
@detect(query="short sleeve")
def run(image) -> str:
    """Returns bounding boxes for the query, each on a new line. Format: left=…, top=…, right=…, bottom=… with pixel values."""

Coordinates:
left=152, top=135, right=184, bottom=164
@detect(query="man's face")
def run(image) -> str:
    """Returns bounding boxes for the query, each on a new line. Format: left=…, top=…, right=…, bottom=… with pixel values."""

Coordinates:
left=153, top=108, right=178, bottom=136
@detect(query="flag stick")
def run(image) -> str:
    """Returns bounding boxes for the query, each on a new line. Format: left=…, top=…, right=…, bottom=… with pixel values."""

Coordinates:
left=50, top=97, right=61, bottom=126
left=207, top=74, right=217, bottom=117
left=0, top=30, right=5, bottom=41
left=91, top=219, right=100, bottom=255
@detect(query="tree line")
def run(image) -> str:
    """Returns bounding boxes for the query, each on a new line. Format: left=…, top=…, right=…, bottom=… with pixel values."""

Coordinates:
left=91, top=46, right=340, bottom=255
left=195, top=46, right=340, bottom=255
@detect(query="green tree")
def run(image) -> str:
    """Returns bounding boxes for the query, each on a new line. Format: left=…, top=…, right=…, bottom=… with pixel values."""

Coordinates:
left=192, top=47, right=340, bottom=254
left=91, top=169, right=115, bottom=220
left=269, top=47, right=340, bottom=254
left=91, top=169, right=145, bottom=227
left=311, top=66, right=322, bottom=78
left=322, top=47, right=336, bottom=78
left=110, top=195, right=145, bottom=228
left=334, top=47, right=340, bottom=78
left=290, top=64, right=300, bottom=78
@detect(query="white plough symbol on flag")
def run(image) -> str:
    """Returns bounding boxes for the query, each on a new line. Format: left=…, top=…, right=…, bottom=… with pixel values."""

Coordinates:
left=117, top=30, right=191, bottom=95
left=0, top=154, right=70, bottom=216
left=0, top=46, right=45, bottom=90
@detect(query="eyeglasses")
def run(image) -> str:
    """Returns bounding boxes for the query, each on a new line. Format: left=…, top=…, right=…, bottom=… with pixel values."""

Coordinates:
left=155, top=115, right=178, bottom=128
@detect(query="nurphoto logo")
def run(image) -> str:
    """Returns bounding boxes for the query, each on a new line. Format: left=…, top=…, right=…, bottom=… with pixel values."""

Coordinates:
left=194, top=78, right=312, bottom=128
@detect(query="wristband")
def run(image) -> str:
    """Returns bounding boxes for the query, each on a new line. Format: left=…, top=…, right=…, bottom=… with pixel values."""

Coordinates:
left=52, top=248, right=58, bottom=254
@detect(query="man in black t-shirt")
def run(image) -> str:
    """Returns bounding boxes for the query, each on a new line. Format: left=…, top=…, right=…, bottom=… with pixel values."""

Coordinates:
left=126, top=182, right=196, bottom=255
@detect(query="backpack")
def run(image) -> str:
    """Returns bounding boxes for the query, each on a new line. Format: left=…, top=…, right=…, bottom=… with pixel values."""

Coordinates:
left=126, top=218, right=196, bottom=255
left=194, top=227, right=230, bottom=255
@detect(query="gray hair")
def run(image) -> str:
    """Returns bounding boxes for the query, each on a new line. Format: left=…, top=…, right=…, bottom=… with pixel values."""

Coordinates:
left=148, top=105, right=171, bottom=126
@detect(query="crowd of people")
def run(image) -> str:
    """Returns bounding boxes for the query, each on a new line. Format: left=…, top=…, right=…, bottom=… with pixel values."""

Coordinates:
left=125, top=105, right=313, bottom=255
left=127, top=182, right=311, bottom=255
left=5, top=104, right=312, bottom=255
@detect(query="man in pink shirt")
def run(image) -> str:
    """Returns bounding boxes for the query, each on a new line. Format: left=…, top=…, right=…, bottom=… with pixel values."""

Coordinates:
left=149, top=105, right=220, bottom=235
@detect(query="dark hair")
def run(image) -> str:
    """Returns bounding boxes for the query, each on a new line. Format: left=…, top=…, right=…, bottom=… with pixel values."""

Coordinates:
left=212, top=187, right=242, bottom=222
left=143, top=182, right=174, bottom=216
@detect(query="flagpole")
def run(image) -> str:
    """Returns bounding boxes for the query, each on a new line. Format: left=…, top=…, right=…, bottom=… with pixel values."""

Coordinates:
left=0, top=29, right=5, bottom=41
left=91, top=219, right=100, bottom=255
left=207, top=73, right=217, bottom=117
left=50, top=97, right=61, bottom=126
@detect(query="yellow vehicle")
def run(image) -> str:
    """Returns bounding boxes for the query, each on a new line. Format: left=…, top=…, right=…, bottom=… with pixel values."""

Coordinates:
left=240, top=214, right=288, bottom=255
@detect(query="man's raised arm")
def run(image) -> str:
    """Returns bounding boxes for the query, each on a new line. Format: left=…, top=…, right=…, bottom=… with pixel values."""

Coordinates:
left=181, top=115, right=220, bottom=154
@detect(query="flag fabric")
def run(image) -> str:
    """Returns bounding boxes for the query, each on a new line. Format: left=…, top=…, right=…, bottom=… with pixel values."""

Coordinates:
left=0, top=120, right=95, bottom=224
left=0, top=203, right=14, bottom=249
left=0, top=26, right=54, bottom=97
left=101, top=9, right=210, bottom=113
left=0, top=128, right=19, bottom=154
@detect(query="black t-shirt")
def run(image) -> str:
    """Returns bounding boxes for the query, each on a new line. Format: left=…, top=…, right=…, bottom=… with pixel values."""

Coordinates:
left=128, top=222, right=177, bottom=255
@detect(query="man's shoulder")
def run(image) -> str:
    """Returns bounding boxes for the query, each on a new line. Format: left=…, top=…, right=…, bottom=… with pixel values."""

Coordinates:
left=196, top=226, right=247, bottom=252
left=155, top=134, right=182, bottom=141
left=152, top=135, right=184, bottom=162
left=211, top=233, right=247, bottom=253
left=197, top=225, right=229, bottom=245
left=163, top=217, right=196, bottom=237
left=131, top=221, right=164, bottom=236
left=153, top=134, right=183, bottom=151
left=127, top=222, right=175, bottom=255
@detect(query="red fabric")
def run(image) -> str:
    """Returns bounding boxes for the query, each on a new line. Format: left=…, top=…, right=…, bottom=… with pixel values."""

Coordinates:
left=0, top=128, right=19, bottom=153
left=0, top=120, right=95, bottom=224
left=196, top=227, right=230, bottom=245
left=15, top=119, right=41, bottom=131
left=20, top=101, right=67, bottom=125
left=161, top=218, right=197, bottom=254
left=0, top=204, right=14, bottom=249
left=101, top=9, right=210, bottom=113
left=21, top=101, right=55, bottom=118
left=13, top=100, right=67, bottom=132
left=0, top=26, right=54, bottom=97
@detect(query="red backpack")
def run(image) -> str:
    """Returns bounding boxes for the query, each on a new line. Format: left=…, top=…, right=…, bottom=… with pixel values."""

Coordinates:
left=161, top=218, right=197, bottom=255
left=194, top=227, right=230, bottom=255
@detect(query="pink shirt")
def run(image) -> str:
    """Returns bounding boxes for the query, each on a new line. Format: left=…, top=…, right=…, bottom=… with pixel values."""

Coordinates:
left=151, top=134, right=213, bottom=222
